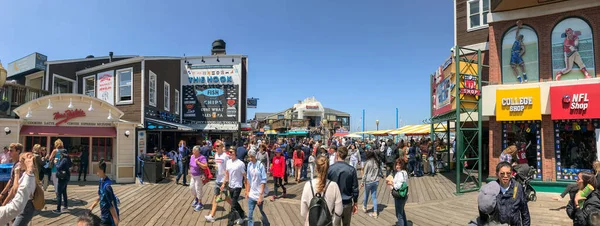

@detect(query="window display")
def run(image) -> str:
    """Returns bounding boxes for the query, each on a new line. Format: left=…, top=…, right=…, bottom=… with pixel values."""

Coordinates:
left=92, top=138, right=113, bottom=162
left=50, top=137, right=89, bottom=174
left=555, top=119, right=598, bottom=180
left=502, top=121, right=542, bottom=179
left=24, top=136, right=48, bottom=152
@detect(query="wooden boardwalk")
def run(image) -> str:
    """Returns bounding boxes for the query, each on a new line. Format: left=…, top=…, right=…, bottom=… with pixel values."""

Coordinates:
left=29, top=173, right=572, bottom=226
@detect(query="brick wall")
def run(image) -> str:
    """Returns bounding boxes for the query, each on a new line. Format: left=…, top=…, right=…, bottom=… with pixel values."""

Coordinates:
left=488, top=116, right=502, bottom=177
left=489, top=6, right=600, bottom=84
left=541, top=115, right=556, bottom=181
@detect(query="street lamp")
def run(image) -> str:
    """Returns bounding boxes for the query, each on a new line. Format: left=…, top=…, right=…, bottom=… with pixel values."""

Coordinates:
left=0, top=60, right=7, bottom=87
left=376, top=120, right=379, bottom=131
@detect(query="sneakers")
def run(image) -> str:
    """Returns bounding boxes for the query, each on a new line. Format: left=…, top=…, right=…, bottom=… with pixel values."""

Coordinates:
left=517, top=76, right=522, bottom=83
left=61, top=207, right=69, bottom=213
left=523, top=74, right=528, bottom=83
left=194, top=204, right=203, bottom=212
left=556, top=72, right=562, bottom=81
left=369, top=213, right=378, bottom=218
left=52, top=210, right=62, bottom=214
left=235, top=219, right=245, bottom=225
left=192, top=199, right=199, bottom=207
left=205, top=215, right=216, bottom=222
left=362, top=206, right=367, bottom=213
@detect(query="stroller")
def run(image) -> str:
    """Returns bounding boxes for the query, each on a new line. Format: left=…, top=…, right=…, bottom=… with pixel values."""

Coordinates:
left=514, top=166, right=537, bottom=202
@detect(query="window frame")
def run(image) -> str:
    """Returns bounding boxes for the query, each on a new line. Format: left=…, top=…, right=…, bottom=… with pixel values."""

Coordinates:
left=52, top=74, right=76, bottom=94
left=116, top=67, right=134, bottom=105
left=148, top=70, right=157, bottom=107
left=82, top=75, right=96, bottom=97
left=164, top=81, right=170, bottom=111
left=467, top=0, right=490, bottom=31
left=174, top=89, right=180, bottom=115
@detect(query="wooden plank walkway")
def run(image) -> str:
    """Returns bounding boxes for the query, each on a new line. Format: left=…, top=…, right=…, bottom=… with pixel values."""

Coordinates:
left=28, top=173, right=572, bottom=226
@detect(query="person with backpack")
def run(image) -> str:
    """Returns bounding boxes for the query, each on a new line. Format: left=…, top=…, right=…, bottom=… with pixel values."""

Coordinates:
left=300, top=156, right=343, bottom=226
left=54, top=147, right=72, bottom=214
left=387, top=158, right=409, bottom=226
left=327, top=146, right=359, bottom=226
left=176, top=140, right=191, bottom=186
left=385, top=141, right=397, bottom=177
left=407, top=143, right=416, bottom=176
left=88, top=159, right=120, bottom=226
left=245, top=150, right=270, bottom=226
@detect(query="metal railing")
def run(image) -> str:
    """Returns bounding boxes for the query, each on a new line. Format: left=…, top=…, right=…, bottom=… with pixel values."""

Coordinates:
left=0, top=83, right=50, bottom=111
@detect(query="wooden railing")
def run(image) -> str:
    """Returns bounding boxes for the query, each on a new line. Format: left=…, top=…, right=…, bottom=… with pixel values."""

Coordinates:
left=0, top=83, right=50, bottom=107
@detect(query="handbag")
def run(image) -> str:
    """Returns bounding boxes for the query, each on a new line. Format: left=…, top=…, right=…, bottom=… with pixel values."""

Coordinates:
left=202, top=167, right=213, bottom=184
left=56, top=170, right=68, bottom=180
left=391, top=182, right=409, bottom=199
left=32, top=183, right=45, bottom=210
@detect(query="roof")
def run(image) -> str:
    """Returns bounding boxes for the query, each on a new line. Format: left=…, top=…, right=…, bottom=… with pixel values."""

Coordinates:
left=75, top=56, right=181, bottom=75
left=324, top=107, right=350, bottom=117
left=254, top=112, right=275, bottom=121
left=46, top=55, right=139, bottom=65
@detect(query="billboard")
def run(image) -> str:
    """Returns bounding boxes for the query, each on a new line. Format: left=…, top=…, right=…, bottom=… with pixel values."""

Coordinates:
left=7, top=53, right=47, bottom=77
left=502, top=23, right=539, bottom=84
left=550, top=84, right=600, bottom=120
left=495, top=87, right=541, bottom=121
left=247, top=98, right=258, bottom=108
left=552, top=18, right=595, bottom=81
left=182, top=63, right=242, bottom=126
left=97, top=71, right=115, bottom=105
left=432, top=56, right=479, bottom=117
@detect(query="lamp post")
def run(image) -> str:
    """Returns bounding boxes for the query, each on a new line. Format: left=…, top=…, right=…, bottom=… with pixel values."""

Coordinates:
left=0, top=60, right=7, bottom=87
left=376, top=119, right=379, bottom=131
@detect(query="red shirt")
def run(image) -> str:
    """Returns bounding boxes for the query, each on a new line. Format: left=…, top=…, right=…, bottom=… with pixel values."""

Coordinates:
left=271, top=155, right=286, bottom=178
left=293, top=151, right=304, bottom=166
left=564, top=36, right=579, bottom=54
left=517, top=149, right=528, bottom=164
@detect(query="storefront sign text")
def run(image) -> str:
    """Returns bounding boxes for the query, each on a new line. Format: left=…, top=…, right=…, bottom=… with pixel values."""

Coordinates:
left=551, top=84, right=600, bottom=120
left=501, top=97, right=533, bottom=112
left=460, top=75, right=480, bottom=96
left=306, top=105, right=319, bottom=109
left=53, top=109, right=86, bottom=126
left=564, top=93, right=589, bottom=111
left=495, top=87, right=541, bottom=121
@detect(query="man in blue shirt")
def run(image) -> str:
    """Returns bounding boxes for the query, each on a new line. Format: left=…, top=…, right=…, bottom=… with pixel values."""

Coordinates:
left=237, top=142, right=249, bottom=166
left=200, top=141, right=211, bottom=159
left=327, top=146, right=359, bottom=226
left=88, top=160, right=119, bottom=226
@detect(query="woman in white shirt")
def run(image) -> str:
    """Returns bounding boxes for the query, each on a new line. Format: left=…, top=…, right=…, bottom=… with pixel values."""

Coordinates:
left=387, top=158, right=409, bottom=226
left=0, top=153, right=35, bottom=226
left=300, top=156, right=343, bottom=226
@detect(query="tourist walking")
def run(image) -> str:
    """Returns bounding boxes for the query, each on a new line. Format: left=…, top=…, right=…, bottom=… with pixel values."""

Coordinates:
left=327, top=146, right=359, bottom=226
left=293, top=146, right=304, bottom=182
left=481, top=162, right=530, bottom=225
left=270, top=148, right=286, bottom=200
left=348, top=144, right=361, bottom=170
left=205, top=142, right=231, bottom=223
left=54, top=148, right=72, bottom=214
left=256, top=144, right=270, bottom=174
left=300, top=156, right=343, bottom=226
left=245, top=150, right=270, bottom=226
left=567, top=171, right=600, bottom=226
left=308, top=150, right=316, bottom=179
left=88, top=159, right=120, bottom=226
left=328, top=146, right=337, bottom=166
left=388, top=158, right=409, bottom=226
left=222, top=147, right=247, bottom=224
left=175, top=140, right=190, bottom=186
left=361, top=151, right=382, bottom=218
left=190, top=145, right=208, bottom=211
left=384, top=141, right=397, bottom=177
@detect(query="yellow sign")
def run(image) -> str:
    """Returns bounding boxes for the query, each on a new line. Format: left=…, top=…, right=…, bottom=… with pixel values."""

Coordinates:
left=496, top=87, right=541, bottom=121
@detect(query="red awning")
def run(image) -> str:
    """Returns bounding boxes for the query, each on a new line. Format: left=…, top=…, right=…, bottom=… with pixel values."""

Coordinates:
left=20, top=126, right=116, bottom=137
left=332, top=133, right=349, bottom=137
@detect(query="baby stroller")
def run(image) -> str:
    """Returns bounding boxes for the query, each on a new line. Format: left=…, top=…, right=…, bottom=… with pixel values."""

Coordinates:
left=514, top=166, right=537, bottom=202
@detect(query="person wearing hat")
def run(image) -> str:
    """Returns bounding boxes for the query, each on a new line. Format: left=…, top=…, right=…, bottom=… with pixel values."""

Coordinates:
left=556, top=27, right=592, bottom=81
left=270, top=148, right=286, bottom=201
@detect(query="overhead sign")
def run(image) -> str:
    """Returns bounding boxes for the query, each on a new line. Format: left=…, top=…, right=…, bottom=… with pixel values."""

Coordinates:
left=7, top=53, right=47, bottom=77
left=97, top=71, right=115, bottom=105
left=496, top=87, right=541, bottom=121
left=247, top=98, right=258, bottom=108
left=53, top=109, right=86, bottom=126
left=550, top=84, right=600, bottom=120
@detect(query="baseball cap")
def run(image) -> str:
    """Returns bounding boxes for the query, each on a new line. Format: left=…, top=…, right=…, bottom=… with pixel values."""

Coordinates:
left=275, top=148, right=282, bottom=153
left=565, top=28, right=573, bottom=33
left=478, top=181, right=500, bottom=214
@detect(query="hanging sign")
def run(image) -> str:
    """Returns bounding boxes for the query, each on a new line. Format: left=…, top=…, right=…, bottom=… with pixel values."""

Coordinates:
left=550, top=84, right=600, bottom=120
left=97, top=71, right=115, bottom=105
left=496, top=87, right=541, bottom=121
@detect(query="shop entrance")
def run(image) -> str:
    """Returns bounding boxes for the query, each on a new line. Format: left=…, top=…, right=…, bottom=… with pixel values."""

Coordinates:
left=502, top=121, right=542, bottom=179
left=555, top=120, right=598, bottom=180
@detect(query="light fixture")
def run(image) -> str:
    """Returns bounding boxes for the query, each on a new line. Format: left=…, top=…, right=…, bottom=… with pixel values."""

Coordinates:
left=4, top=127, right=10, bottom=135
left=68, top=98, right=74, bottom=109
left=107, top=109, right=113, bottom=120
left=124, top=130, right=130, bottom=137
left=216, top=56, right=220, bottom=62
left=88, top=101, right=94, bottom=111
left=25, top=107, right=32, bottom=119
left=201, top=56, right=205, bottom=63
left=46, top=99, right=53, bottom=110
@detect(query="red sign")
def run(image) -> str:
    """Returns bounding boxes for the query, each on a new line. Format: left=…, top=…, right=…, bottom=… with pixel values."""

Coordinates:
left=460, top=75, right=481, bottom=96
left=550, top=84, right=600, bottom=120
left=53, top=109, right=87, bottom=126
left=306, top=105, right=319, bottom=109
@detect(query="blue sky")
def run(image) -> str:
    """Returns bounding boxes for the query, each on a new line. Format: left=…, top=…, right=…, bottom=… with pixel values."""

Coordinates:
left=0, top=0, right=454, bottom=131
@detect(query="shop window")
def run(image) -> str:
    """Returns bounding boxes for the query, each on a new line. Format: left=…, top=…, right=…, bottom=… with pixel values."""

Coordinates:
left=49, top=137, right=89, bottom=174
left=149, top=71, right=157, bottom=107
left=116, top=68, right=133, bottom=104
left=92, top=138, right=113, bottom=162
left=53, top=74, right=75, bottom=94
left=467, top=0, right=489, bottom=30
left=555, top=120, right=598, bottom=180
left=502, top=121, right=542, bottom=179
left=164, top=81, right=170, bottom=111
left=174, top=89, right=180, bottom=115
left=551, top=18, right=596, bottom=81
left=501, top=25, right=540, bottom=84
left=24, top=136, right=48, bottom=153
left=83, top=75, right=96, bottom=97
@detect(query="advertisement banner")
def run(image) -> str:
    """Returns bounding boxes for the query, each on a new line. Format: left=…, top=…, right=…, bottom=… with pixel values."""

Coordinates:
left=182, top=64, right=241, bottom=126
left=550, top=84, right=600, bottom=120
left=502, top=24, right=540, bottom=84
left=138, top=131, right=146, bottom=156
left=432, top=57, right=480, bottom=116
left=247, top=98, right=258, bottom=108
left=552, top=18, right=595, bottom=81
left=7, top=53, right=47, bottom=77
left=97, top=71, right=115, bottom=105
left=496, top=87, right=541, bottom=121
left=433, top=67, right=453, bottom=116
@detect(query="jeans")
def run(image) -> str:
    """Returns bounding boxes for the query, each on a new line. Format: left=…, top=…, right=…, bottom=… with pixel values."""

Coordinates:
left=247, top=198, right=270, bottom=226
left=408, top=160, right=416, bottom=175
left=56, top=179, right=69, bottom=210
left=176, top=161, right=188, bottom=184
left=429, top=157, right=435, bottom=175
left=309, top=164, right=314, bottom=179
left=301, top=163, right=308, bottom=179
left=79, top=163, right=88, bottom=180
left=287, top=159, right=294, bottom=177
left=363, top=181, right=378, bottom=213
left=394, top=196, right=408, bottom=226
left=12, top=200, right=35, bottom=226
left=417, top=160, right=423, bottom=176
left=229, top=187, right=245, bottom=218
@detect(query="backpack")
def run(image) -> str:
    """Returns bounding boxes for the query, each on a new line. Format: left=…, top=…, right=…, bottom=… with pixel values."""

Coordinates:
left=308, top=180, right=333, bottom=226
left=385, top=147, right=396, bottom=164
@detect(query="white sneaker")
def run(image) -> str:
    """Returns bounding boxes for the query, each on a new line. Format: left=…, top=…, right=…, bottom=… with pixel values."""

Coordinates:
left=205, top=215, right=216, bottom=222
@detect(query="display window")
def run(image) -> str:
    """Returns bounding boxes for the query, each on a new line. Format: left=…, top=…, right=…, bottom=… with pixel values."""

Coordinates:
left=24, top=136, right=48, bottom=152
left=554, top=119, right=598, bottom=180
left=92, top=138, right=113, bottom=162
left=502, top=121, right=542, bottom=179
left=50, top=137, right=89, bottom=174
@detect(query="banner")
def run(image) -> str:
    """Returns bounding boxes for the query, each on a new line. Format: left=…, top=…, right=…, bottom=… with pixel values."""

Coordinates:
left=495, top=87, right=541, bottom=121
left=550, top=84, right=600, bottom=120
left=97, top=70, right=115, bottom=105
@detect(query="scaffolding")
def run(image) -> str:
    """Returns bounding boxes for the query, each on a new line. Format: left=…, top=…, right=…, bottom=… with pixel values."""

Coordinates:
left=430, top=45, right=486, bottom=194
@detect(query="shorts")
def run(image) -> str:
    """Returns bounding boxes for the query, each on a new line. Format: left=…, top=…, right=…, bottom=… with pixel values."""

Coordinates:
left=510, top=52, right=523, bottom=65
left=214, top=182, right=223, bottom=195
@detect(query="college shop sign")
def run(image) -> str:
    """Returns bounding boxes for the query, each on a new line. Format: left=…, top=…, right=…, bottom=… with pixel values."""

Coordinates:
left=496, top=87, right=541, bottom=121
left=550, top=84, right=600, bottom=120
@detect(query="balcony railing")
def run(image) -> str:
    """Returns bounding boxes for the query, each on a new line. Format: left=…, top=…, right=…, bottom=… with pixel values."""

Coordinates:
left=0, top=83, right=50, bottom=114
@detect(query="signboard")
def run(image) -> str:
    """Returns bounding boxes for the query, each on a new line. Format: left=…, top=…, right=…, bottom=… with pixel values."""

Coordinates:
left=495, top=87, right=541, bottom=121
left=7, top=53, right=47, bottom=77
left=138, top=131, right=146, bottom=156
left=182, top=64, right=241, bottom=127
left=247, top=98, right=258, bottom=108
left=550, top=84, right=600, bottom=120
left=97, top=71, right=115, bottom=105
left=433, top=66, right=453, bottom=116
left=53, top=109, right=86, bottom=126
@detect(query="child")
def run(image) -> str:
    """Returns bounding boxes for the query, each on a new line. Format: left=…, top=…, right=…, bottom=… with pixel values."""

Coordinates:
left=270, top=148, right=286, bottom=201
left=88, top=160, right=119, bottom=226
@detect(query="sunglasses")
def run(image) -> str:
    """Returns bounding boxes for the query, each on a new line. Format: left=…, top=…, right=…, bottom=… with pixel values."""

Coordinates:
left=499, top=172, right=511, bottom=177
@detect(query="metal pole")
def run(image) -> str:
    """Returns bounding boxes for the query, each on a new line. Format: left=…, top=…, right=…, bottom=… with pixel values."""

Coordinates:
left=455, top=45, right=461, bottom=193
left=396, top=108, right=399, bottom=142
left=362, top=109, right=365, bottom=140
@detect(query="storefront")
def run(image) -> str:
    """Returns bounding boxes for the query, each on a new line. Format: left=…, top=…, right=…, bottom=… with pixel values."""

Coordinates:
left=2, top=94, right=137, bottom=183
left=495, top=87, right=543, bottom=179
left=550, top=84, right=600, bottom=180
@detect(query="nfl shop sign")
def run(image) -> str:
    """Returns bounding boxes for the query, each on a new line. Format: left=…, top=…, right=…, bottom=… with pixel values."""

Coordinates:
left=495, top=87, right=541, bottom=121
left=550, top=84, right=600, bottom=120
left=460, top=75, right=480, bottom=96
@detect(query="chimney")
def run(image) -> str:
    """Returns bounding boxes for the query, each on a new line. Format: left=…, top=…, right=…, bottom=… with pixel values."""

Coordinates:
left=109, top=52, right=114, bottom=62
left=211, top=39, right=226, bottom=56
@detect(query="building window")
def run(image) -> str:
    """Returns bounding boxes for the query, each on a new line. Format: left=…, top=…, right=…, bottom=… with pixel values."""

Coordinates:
left=554, top=120, right=598, bottom=180
left=164, top=81, right=170, bottom=111
left=277, top=115, right=284, bottom=119
left=467, top=0, right=489, bottom=30
left=174, top=89, right=180, bottom=114
left=53, top=74, right=75, bottom=94
left=83, top=75, right=96, bottom=97
left=116, top=68, right=133, bottom=104
left=149, top=71, right=157, bottom=107
left=502, top=121, right=542, bottom=180
left=92, top=137, right=113, bottom=162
